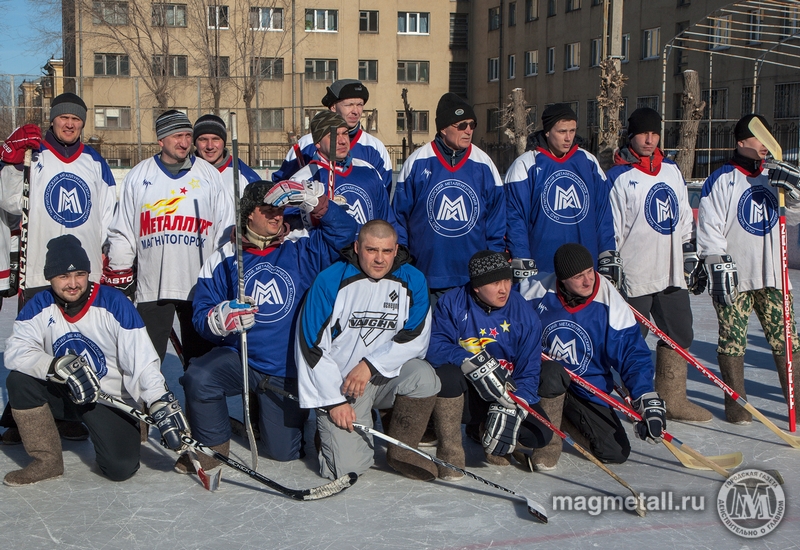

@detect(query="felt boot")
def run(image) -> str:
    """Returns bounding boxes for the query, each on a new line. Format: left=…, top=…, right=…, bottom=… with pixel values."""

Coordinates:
left=432, top=396, right=465, bottom=481
left=385, top=395, right=437, bottom=481
left=3, top=405, right=64, bottom=486
left=529, top=394, right=566, bottom=471
left=655, top=346, right=712, bottom=422
left=718, top=355, right=751, bottom=424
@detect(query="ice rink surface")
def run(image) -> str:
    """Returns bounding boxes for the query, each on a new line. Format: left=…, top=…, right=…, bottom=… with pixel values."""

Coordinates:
left=1, top=276, right=799, bottom=549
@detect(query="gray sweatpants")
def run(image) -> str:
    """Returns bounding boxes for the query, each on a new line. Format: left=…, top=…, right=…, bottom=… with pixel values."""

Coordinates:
left=316, top=358, right=441, bottom=480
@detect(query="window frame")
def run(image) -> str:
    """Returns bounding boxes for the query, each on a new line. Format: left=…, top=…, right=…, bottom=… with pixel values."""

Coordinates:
left=152, top=54, right=188, bottom=77
left=94, top=106, right=132, bottom=129
left=642, top=27, right=660, bottom=59
left=547, top=47, right=555, bottom=73
left=305, top=58, right=338, bottom=81
left=488, top=57, right=500, bottom=81
left=250, top=57, right=284, bottom=79
left=358, top=59, right=378, bottom=82
left=398, top=11, right=430, bottom=35
left=525, top=50, right=538, bottom=76
left=257, top=108, right=284, bottom=131
left=359, top=10, right=379, bottom=33
left=305, top=8, right=338, bottom=32
left=525, top=0, right=538, bottom=21
left=207, top=5, right=229, bottom=29
left=396, top=110, right=429, bottom=133
left=590, top=37, right=602, bottom=67
left=565, top=42, right=580, bottom=70
left=508, top=54, right=516, bottom=79
left=151, top=3, right=186, bottom=27
left=94, top=52, right=130, bottom=76
left=397, top=60, right=430, bottom=83
left=92, top=0, right=128, bottom=25
left=489, top=7, right=501, bottom=31
left=249, top=6, right=283, bottom=31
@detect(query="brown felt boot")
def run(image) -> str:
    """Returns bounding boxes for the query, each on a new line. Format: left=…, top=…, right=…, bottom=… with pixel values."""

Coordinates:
left=718, top=355, right=751, bottom=425
left=432, top=396, right=465, bottom=481
left=773, top=353, right=800, bottom=404
left=385, top=395, right=438, bottom=481
left=174, top=441, right=230, bottom=474
left=3, top=405, right=64, bottom=486
left=529, top=394, right=566, bottom=471
left=655, top=347, right=712, bottom=422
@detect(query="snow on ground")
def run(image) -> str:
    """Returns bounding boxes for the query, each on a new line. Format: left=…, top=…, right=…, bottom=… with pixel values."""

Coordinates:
left=1, top=276, right=799, bottom=549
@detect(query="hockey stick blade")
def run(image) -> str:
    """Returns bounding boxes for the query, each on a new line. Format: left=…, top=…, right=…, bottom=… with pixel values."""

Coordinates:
left=99, top=391, right=357, bottom=500
left=748, top=117, right=782, bottom=161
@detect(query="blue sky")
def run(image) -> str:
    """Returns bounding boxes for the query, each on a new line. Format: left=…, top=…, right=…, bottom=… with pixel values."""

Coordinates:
left=0, top=0, right=61, bottom=76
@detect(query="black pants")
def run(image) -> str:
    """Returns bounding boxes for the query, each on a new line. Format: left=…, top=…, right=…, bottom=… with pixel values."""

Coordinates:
left=137, top=299, right=214, bottom=368
left=563, top=391, right=631, bottom=464
left=628, top=287, right=693, bottom=349
left=6, top=370, right=141, bottom=481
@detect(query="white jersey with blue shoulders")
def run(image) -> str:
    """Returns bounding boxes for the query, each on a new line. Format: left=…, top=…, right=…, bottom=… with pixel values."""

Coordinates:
left=217, top=156, right=262, bottom=199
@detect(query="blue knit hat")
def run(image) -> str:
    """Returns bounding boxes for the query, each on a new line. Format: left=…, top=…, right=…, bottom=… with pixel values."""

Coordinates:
left=44, top=235, right=91, bottom=280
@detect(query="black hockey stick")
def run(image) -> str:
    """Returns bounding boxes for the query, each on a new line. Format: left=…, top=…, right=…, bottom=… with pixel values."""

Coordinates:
left=99, top=391, right=357, bottom=501
left=258, top=381, right=548, bottom=523
left=17, top=148, right=31, bottom=309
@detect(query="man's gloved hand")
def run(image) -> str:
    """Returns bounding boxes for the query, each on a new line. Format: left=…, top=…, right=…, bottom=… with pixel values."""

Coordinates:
left=48, top=354, right=101, bottom=405
left=483, top=402, right=526, bottom=456
left=597, top=250, right=625, bottom=292
left=461, top=349, right=517, bottom=409
left=1, top=124, right=42, bottom=165
left=101, top=257, right=136, bottom=300
left=511, top=258, right=537, bottom=282
left=767, top=159, right=800, bottom=201
left=207, top=297, right=258, bottom=337
left=682, top=241, right=707, bottom=295
left=704, top=254, right=739, bottom=306
left=149, top=391, right=189, bottom=451
left=633, top=392, right=666, bottom=444
left=265, top=180, right=326, bottom=212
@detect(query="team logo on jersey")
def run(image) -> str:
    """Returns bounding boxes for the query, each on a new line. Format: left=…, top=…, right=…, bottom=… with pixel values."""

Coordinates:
left=737, top=186, right=778, bottom=236
left=52, top=332, right=107, bottom=379
left=349, top=311, right=399, bottom=346
left=459, top=337, right=497, bottom=354
left=644, top=182, right=680, bottom=235
left=426, top=180, right=480, bottom=238
left=541, top=170, right=590, bottom=225
left=43, top=172, right=92, bottom=228
left=337, top=183, right=373, bottom=226
left=542, top=320, right=593, bottom=375
left=245, top=263, right=295, bottom=323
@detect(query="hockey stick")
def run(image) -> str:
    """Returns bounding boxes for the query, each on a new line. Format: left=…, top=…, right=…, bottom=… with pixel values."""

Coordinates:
left=17, top=148, right=31, bottom=309
left=257, top=381, right=548, bottom=523
left=630, top=306, right=800, bottom=448
left=230, top=112, right=259, bottom=470
left=507, top=392, right=646, bottom=517
left=545, top=353, right=737, bottom=477
left=327, top=126, right=337, bottom=199
left=169, top=327, right=184, bottom=365
left=748, top=116, right=796, bottom=432
left=99, top=390, right=357, bottom=500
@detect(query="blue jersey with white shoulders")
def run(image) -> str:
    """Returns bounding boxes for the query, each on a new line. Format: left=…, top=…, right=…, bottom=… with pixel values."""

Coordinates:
left=426, top=284, right=542, bottom=405
left=519, top=272, right=654, bottom=405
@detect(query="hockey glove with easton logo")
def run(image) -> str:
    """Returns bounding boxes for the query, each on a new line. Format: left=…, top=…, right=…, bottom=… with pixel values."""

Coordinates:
left=101, top=257, right=136, bottom=300
left=461, top=349, right=517, bottom=409
left=150, top=391, right=189, bottom=451
left=483, top=402, right=527, bottom=456
left=597, top=250, right=625, bottom=293
left=703, top=254, right=739, bottom=306
left=207, top=297, right=258, bottom=337
left=682, top=241, right=707, bottom=295
left=633, top=392, right=666, bottom=444
left=766, top=159, right=800, bottom=201
left=48, top=353, right=101, bottom=405
left=1, top=124, right=41, bottom=164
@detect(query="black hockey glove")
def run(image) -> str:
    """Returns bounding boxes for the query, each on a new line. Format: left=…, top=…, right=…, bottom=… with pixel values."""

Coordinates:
left=48, top=353, right=101, bottom=405
left=597, top=250, right=625, bottom=292
left=682, top=241, right=707, bottom=295
left=150, top=391, right=189, bottom=451
left=461, top=349, right=517, bottom=409
left=511, top=258, right=537, bottom=282
left=483, top=402, right=527, bottom=456
left=703, top=254, right=739, bottom=307
left=767, top=160, right=800, bottom=201
left=633, top=392, right=666, bottom=444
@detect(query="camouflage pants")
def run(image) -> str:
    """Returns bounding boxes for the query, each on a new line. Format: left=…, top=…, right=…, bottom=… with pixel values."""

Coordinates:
left=713, top=287, right=800, bottom=356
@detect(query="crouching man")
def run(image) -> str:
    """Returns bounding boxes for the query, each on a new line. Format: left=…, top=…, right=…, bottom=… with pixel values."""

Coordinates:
left=3, top=235, right=186, bottom=485
left=296, top=220, right=440, bottom=481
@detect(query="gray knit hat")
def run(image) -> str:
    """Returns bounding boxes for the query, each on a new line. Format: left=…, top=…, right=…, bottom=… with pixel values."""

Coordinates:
left=50, top=93, right=87, bottom=123
left=309, top=111, right=347, bottom=144
left=156, top=110, right=193, bottom=140
left=321, top=79, right=369, bottom=108
left=469, top=250, right=512, bottom=288
left=193, top=114, right=227, bottom=144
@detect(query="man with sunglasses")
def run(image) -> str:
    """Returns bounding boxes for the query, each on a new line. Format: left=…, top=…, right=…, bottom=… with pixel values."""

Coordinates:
left=393, top=93, right=505, bottom=303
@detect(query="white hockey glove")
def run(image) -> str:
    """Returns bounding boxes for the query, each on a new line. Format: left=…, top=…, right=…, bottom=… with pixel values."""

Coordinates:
left=264, top=180, right=325, bottom=212
left=511, top=258, right=537, bottom=282
left=703, top=254, right=739, bottom=307
left=483, top=402, right=527, bottom=456
left=682, top=241, right=707, bottom=295
left=633, top=392, right=666, bottom=444
left=461, top=350, right=517, bottom=409
left=150, top=391, right=189, bottom=451
left=48, top=354, right=101, bottom=405
left=766, top=160, right=800, bottom=201
left=207, top=297, right=258, bottom=337
left=597, top=250, right=625, bottom=292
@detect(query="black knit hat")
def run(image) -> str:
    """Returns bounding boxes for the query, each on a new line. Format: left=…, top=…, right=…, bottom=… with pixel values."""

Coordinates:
left=155, top=110, right=193, bottom=140
left=309, top=111, right=347, bottom=145
left=469, top=250, right=512, bottom=288
left=193, top=114, right=227, bottom=144
left=43, top=235, right=91, bottom=280
left=553, top=243, right=594, bottom=281
left=240, top=180, right=278, bottom=233
left=542, top=103, right=577, bottom=133
left=321, top=79, right=369, bottom=108
left=735, top=114, right=771, bottom=142
left=627, top=107, right=662, bottom=137
left=50, top=92, right=87, bottom=123
left=436, top=93, right=477, bottom=131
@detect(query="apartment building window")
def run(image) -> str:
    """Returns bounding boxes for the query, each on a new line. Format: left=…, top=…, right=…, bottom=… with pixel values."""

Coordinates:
left=303, top=109, right=324, bottom=130
left=488, top=57, right=500, bottom=81
left=207, top=6, right=229, bottom=29
left=590, top=38, right=602, bottom=67
left=565, top=42, right=580, bottom=70
left=526, top=0, right=538, bottom=21
left=548, top=0, right=556, bottom=17
left=358, top=60, right=378, bottom=82
left=397, top=110, right=429, bottom=133
left=486, top=108, right=500, bottom=131
left=305, top=59, right=337, bottom=80
left=547, top=47, right=555, bottom=73
left=152, top=55, right=188, bottom=77
left=586, top=100, right=598, bottom=127
left=489, top=7, right=501, bottom=31
left=398, top=12, right=430, bottom=34
left=360, top=10, right=378, bottom=33
left=566, top=0, right=581, bottom=12
left=748, top=9, right=763, bottom=43
left=525, top=50, right=538, bottom=76
left=674, top=22, right=688, bottom=74
left=92, top=1, right=128, bottom=25
left=741, top=85, right=760, bottom=116
left=642, top=27, right=660, bottom=59
left=450, top=13, right=468, bottom=49
left=508, top=54, right=516, bottom=79
left=622, top=33, right=630, bottom=62
left=361, top=110, right=378, bottom=133
left=209, top=56, right=229, bottom=78
left=509, top=2, right=516, bottom=26
left=709, top=15, right=730, bottom=50
left=152, top=4, right=186, bottom=27
left=306, top=9, right=337, bottom=31
left=250, top=7, right=282, bottom=30
left=397, top=61, right=429, bottom=83
left=775, top=83, right=800, bottom=118
left=257, top=108, right=283, bottom=131
left=94, top=53, right=129, bottom=76
left=783, top=6, right=800, bottom=36
left=701, top=88, right=728, bottom=119
left=95, top=106, right=131, bottom=129
left=592, top=0, right=603, bottom=5
left=449, top=62, right=468, bottom=97
left=251, top=57, right=283, bottom=79
left=637, top=96, right=659, bottom=111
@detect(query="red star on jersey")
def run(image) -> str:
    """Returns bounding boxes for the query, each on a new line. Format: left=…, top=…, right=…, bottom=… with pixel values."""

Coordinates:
left=180, top=187, right=188, bottom=194
left=489, top=327, right=498, bottom=337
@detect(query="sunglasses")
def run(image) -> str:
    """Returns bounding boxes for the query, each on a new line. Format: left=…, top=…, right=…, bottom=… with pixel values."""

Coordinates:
left=452, top=120, right=477, bottom=131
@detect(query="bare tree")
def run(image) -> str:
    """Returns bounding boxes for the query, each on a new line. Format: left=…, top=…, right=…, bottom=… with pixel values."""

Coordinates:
left=675, top=70, right=706, bottom=180
left=596, top=58, right=627, bottom=170
left=501, top=88, right=534, bottom=157
left=401, top=88, right=417, bottom=154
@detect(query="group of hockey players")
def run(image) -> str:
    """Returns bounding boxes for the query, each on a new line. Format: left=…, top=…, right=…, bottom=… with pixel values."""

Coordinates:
left=0, top=78, right=799, bottom=490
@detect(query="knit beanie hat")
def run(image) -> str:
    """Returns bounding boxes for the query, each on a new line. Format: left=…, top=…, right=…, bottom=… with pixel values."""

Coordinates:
left=193, top=114, right=227, bottom=144
left=735, top=114, right=771, bottom=142
left=321, top=79, right=370, bottom=108
left=309, top=111, right=348, bottom=144
left=50, top=93, right=87, bottom=123
left=43, top=235, right=91, bottom=280
left=627, top=107, right=662, bottom=137
left=240, top=180, right=277, bottom=233
left=553, top=243, right=594, bottom=281
left=435, top=93, right=477, bottom=131
left=156, top=110, right=193, bottom=140
left=469, top=250, right=512, bottom=288
left=541, top=103, right=577, bottom=133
